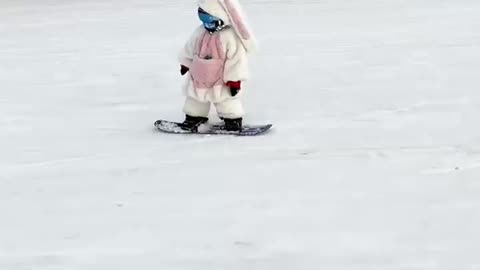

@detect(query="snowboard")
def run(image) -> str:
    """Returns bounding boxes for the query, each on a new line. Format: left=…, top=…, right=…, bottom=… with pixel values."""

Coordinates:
left=154, top=119, right=272, bottom=136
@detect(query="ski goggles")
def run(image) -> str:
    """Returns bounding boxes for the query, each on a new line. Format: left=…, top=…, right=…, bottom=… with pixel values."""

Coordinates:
left=198, top=8, right=224, bottom=30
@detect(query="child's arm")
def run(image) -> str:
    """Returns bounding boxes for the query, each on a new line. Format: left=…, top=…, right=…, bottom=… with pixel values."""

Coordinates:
left=223, top=31, right=249, bottom=97
left=223, top=31, right=249, bottom=84
left=178, top=26, right=203, bottom=69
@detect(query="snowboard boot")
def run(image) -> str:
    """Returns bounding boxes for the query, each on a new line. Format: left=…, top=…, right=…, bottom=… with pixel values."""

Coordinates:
left=180, top=115, right=208, bottom=132
left=224, top=118, right=243, bottom=132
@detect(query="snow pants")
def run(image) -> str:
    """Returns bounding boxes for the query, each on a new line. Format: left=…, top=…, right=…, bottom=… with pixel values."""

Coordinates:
left=183, top=96, right=244, bottom=119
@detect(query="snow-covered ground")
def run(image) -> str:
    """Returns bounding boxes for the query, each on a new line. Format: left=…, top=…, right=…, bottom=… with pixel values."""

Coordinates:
left=1, top=0, right=480, bottom=269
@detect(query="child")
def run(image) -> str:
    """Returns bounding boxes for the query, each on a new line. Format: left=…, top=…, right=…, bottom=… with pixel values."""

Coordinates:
left=178, top=0, right=256, bottom=131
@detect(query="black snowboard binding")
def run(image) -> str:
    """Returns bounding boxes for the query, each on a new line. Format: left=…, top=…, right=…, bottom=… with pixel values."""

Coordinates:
left=179, top=115, right=208, bottom=132
left=224, top=118, right=243, bottom=132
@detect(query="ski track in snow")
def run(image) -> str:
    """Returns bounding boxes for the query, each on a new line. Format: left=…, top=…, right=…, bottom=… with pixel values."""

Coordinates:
left=1, top=0, right=480, bottom=269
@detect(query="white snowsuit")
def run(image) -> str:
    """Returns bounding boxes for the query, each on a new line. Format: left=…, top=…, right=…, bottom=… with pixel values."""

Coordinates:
left=178, top=0, right=256, bottom=119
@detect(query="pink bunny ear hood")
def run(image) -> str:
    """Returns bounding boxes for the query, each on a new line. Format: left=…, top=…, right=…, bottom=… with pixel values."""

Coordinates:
left=197, top=0, right=257, bottom=53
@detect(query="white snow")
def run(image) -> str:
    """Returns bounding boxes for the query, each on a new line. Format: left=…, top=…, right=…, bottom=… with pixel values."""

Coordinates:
left=1, top=0, right=480, bottom=269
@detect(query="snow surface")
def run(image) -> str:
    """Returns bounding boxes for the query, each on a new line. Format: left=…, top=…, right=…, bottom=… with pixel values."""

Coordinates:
left=1, top=0, right=480, bottom=269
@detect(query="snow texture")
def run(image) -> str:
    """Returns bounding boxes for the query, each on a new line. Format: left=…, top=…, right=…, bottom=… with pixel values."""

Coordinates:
left=1, top=0, right=480, bottom=269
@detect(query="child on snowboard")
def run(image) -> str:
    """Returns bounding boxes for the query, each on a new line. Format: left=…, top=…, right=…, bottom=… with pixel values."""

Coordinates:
left=177, top=0, right=256, bottom=132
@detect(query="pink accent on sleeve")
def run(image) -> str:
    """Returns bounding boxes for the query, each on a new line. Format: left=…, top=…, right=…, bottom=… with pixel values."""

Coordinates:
left=224, top=0, right=251, bottom=40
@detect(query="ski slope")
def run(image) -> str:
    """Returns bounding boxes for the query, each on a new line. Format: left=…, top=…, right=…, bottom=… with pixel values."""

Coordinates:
left=1, top=0, right=480, bottom=269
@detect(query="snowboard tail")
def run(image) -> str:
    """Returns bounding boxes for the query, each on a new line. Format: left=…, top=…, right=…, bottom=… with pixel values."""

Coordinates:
left=154, top=120, right=272, bottom=136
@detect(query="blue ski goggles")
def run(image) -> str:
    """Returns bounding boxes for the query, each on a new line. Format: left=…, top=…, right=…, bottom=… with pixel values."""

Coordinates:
left=198, top=8, right=224, bottom=31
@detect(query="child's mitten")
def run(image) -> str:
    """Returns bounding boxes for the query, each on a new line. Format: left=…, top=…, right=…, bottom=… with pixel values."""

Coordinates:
left=180, top=65, right=189, bottom=76
left=226, top=81, right=241, bottom=97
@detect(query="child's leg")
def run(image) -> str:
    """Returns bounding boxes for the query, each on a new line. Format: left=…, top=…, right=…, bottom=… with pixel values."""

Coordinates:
left=215, top=98, right=244, bottom=131
left=215, top=98, right=244, bottom=119
left=183, top=96, right=211, bottom=118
